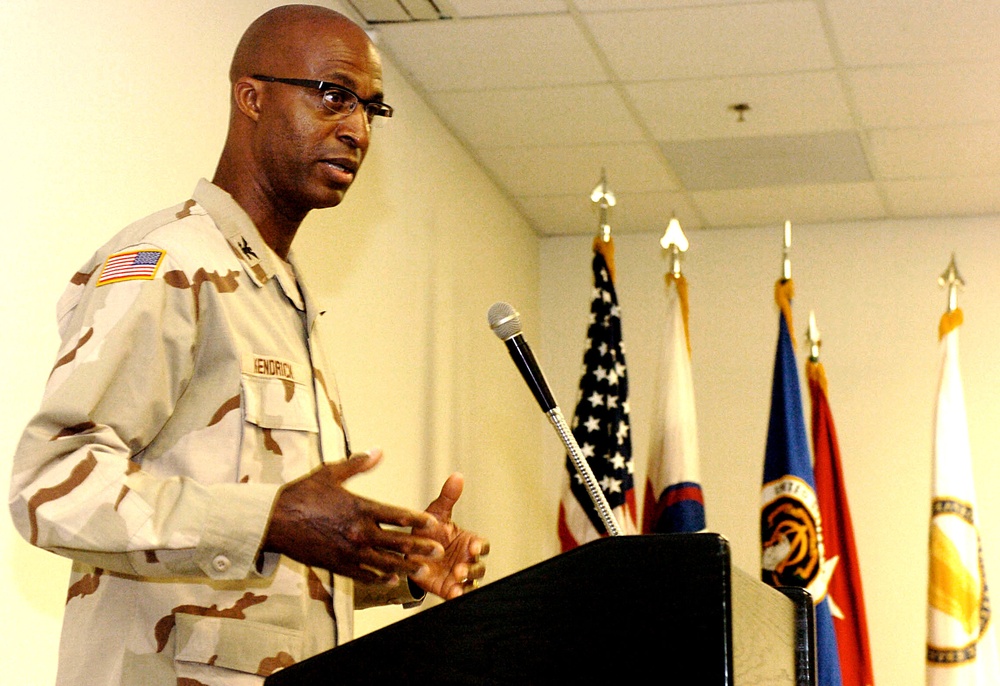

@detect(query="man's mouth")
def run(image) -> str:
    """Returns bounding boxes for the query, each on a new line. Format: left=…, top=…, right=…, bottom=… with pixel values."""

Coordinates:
left=325, top=161, right=356, bottom=173
left=321, top=158, right=358, bottom=184
left=323, top=157, right=358, bottom=174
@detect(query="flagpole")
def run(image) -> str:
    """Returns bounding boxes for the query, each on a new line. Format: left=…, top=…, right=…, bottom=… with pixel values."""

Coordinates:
left=660, top=216, right=688, bottom=278
left=806, top=311, right=821, bottom=363
left=938, top=253, right=964, bottom=314
left=591, top=168, right=615, bottom=244
left=775, top=220, right=796, bottom=339
left=782, top=220, right=792, bottom=281
left=936, top=255, right=964, bottom=341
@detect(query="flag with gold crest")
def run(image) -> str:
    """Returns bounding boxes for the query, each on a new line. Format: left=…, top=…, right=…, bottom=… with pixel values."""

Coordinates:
left=761, top=278, right=843, bottom=686
left=927, top=302, right=1000, bottom=684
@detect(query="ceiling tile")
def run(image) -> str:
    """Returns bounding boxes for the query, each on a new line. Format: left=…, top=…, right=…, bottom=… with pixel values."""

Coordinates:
left=626, top=71, right=853, bottom=141
left=868, top=124, right=1000, bottom=179
left=576, top=0, right=758, bottom=9
left=883, top=177, right=1000, bottom=218
left=661, top=132, right=871, bottom=191
left=376, top=14, right=603, bottom=91
left=849, top=63, right=1000, bottom=128
left=428, top=84, right=646, bottom=147
left=398, top=0, right=450, bottom=21
left=692, top=183, right=886, bottom=227
left=447, top=0, right=566, bottom=17
left=364, top=0, right=1000, bottom=233
left=348, top=0, right=411, bottom=22
left=826, top=0, right=1000, bottom=66
left=584, top=2, right=834, bottom=80
left=475, top=143, right=679, bottom=197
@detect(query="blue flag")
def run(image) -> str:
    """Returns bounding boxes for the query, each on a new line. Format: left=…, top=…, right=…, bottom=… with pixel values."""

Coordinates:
left=760, top=282, right=843, bottom=686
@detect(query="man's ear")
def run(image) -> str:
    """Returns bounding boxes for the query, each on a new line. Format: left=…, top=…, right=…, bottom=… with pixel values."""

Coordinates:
left=233, top=77, right=262, bottom=121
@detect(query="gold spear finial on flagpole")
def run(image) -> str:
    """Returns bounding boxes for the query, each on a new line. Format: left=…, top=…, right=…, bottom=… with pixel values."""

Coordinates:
left=661, top=215, right=692, bottom=353
left=775, top=220, right=795, bottom=337
left=781, top=220, right=792, bottom=281
left=660, top=215, right=689, bottom=277
left=805, top=310, right=829, bottom=395
left=806, top=310, right=821, bottom=363
left=938, top=253, right=964, bottom=314
left=590, top=169, right=616, bottom=243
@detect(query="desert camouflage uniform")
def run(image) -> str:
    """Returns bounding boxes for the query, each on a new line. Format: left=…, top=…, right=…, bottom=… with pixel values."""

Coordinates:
left=10, top=180, right=414, bottom=685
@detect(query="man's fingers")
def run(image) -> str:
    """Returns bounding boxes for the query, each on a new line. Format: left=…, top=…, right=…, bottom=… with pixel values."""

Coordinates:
left=339, top=563, right=391, bottom=586
left=329, top=448, right=383, bottom=482
left=465, top=560, right=487, bottom=582
left=469, top=538, right=490, bottom=558
left=365, top=499, right=438, bottom=535
left=369, top=525, right=444, bottom=560
left=424, top=472, right=464, bottom=522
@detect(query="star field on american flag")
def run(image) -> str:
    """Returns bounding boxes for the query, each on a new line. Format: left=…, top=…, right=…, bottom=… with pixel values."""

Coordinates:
left=566, top=250, right=634, bottom=533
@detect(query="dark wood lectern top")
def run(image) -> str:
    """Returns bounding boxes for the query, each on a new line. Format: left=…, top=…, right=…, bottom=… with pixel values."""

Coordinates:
left=265, top=533, right=809, bottom=685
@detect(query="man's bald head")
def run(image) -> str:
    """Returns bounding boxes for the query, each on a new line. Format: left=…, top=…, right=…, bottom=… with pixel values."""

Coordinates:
left=213, top=4, right=386, bottom=256
left=230, top=4, right=374, bottom=83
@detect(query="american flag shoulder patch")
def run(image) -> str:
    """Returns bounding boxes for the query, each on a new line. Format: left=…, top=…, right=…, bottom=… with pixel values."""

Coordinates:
left=96, top=249, right=166, bottom=287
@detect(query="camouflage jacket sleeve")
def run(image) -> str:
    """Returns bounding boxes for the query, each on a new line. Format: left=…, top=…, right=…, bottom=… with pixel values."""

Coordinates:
left=9, top=245, right=280, bottom=581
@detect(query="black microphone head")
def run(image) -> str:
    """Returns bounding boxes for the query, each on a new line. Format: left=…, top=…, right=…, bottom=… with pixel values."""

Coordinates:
left=487, top=302, right=522, bottom=340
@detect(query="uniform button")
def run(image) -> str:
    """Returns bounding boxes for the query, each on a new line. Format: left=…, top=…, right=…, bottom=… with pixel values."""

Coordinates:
left=212, top=555, right=231, bottom=573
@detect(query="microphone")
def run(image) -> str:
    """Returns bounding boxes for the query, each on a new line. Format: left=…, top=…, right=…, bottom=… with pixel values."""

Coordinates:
left=487, top=302, right=556, bottom=413
left=487, top=302, right=623, bottom=537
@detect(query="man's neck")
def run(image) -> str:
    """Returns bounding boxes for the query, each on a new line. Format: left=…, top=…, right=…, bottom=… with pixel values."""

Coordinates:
left=211, top=169, right=304, bottom=260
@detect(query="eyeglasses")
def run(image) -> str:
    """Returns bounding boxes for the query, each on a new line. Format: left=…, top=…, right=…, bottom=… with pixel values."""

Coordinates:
left=252, top=75, right=394, bottom=121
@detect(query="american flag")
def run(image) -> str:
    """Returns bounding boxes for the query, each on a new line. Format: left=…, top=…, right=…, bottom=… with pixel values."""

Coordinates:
left=97, top=250, right=165, bottom=286
left=557, top=238, right=637, bottom=551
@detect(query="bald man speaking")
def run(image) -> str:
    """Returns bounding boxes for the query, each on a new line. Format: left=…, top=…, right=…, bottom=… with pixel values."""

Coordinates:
left=9, top=6, right=487, bottom=685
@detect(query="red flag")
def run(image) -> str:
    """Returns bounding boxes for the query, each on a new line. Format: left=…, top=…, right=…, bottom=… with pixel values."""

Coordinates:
left=808, top=361, right=875, bottom=686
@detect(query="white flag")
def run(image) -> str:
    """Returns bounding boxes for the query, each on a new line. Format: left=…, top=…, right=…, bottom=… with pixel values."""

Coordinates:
left=927, top=310, right=1000, bottom=684
left=641, top=274, right=705, bottom=533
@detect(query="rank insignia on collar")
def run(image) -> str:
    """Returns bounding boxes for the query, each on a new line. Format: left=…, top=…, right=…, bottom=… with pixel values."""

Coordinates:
left=239, top=237, right=258, bottom=261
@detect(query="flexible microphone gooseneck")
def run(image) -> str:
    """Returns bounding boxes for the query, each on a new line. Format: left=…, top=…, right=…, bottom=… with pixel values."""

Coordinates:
left=487, top=302, right=623, bottom=537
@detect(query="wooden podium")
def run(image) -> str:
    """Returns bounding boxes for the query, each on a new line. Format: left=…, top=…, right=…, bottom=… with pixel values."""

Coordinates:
left=265, top=533, right=814, bottom=685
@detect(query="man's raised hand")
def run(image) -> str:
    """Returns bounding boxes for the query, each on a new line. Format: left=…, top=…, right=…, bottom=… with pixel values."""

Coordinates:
left=265, top=449, right=444, bottom=584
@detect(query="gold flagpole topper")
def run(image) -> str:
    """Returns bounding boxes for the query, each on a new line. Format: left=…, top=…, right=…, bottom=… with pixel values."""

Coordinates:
left=938, top=253, right=964, bottom=314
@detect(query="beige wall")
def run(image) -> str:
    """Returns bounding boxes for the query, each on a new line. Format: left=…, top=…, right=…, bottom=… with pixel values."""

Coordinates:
left=541, top=220, right=1000, bottom=686
left=0, top=1, right=547, bottom=683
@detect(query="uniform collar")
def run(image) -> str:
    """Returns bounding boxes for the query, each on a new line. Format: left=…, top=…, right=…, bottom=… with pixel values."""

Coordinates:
left=192, top=179, right=306, bottom=312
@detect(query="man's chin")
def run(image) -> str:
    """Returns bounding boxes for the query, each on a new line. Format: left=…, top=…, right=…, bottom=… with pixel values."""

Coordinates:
left=309, top=186, right=348, bottom=210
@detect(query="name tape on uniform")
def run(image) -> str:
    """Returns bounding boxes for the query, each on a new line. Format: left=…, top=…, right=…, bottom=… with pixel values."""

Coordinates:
left=242, top=353, right=305, bottom=384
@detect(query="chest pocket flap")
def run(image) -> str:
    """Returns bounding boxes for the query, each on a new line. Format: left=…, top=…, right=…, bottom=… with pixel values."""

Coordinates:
left=241, top=354, right=318, bottom=432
